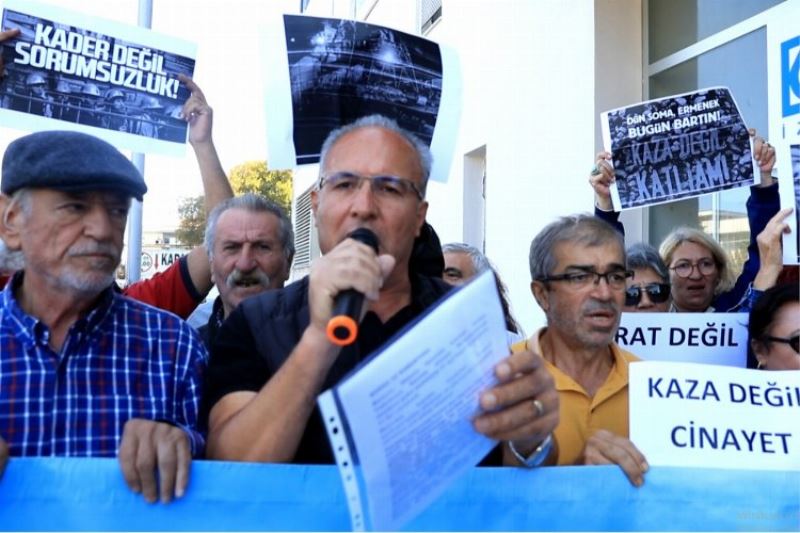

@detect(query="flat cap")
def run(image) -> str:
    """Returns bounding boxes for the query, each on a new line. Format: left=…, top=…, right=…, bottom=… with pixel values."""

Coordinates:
left=2, top=131, right=147, bottom=200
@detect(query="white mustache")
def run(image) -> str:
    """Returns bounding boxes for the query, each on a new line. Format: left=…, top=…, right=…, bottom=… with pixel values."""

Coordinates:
left=67, top=242, right=120, bottom=258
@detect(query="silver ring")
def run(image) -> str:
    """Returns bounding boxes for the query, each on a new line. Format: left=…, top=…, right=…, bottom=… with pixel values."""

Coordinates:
left=590, top=164, right=601, bottom=176
left=533, top=399, right=544, bottom=418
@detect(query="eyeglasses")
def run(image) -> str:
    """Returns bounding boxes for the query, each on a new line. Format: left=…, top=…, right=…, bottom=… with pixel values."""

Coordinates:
left=538, top=269, right=633, bottom=291
left=318, top=172, right=423, bottom=201
left=670, top=258, right=716, bottom=278
left=625, top=283, right=671, bottom=306
left=761, top=335, right=800, bottom=354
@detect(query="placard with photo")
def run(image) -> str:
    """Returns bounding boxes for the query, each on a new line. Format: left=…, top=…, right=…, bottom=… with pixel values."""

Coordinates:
left=0, top=0, right=196, bottom=156
left=602, top=87, right=756, bottom=211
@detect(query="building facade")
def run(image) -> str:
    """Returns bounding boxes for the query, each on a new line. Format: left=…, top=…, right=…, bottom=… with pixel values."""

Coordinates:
left=291, top=0, right=794, bottom=331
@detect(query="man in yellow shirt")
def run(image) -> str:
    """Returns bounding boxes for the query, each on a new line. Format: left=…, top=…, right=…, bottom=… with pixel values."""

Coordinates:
left=514, top=214, right=649, bottom=486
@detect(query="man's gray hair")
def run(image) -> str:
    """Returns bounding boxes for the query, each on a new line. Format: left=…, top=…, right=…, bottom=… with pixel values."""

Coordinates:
left=318, top=114, right=433, bottom=196
left=0, top=189, right=31, bottom=272
left=626, top=242, right=669, bottom=282
left=204, top=193, right=294, bottom=263
left=528, top=213, right=625, bottom=281
left=441, top=242, right=491, bottom=274
left=2, top=188, right=32, bottom=227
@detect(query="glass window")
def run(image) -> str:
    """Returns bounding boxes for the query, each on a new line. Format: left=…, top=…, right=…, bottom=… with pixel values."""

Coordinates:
left=649, top=0, right=783, bottom=62
left=647, top=27, right=768, bottom=276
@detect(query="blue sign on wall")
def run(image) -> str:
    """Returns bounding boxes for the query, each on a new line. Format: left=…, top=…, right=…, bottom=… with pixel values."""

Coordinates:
left=781, top=35, right=800, bottom=118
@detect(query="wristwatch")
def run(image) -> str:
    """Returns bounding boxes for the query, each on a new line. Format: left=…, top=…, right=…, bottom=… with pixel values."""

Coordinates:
left=509, top=433, right=553, bottom=468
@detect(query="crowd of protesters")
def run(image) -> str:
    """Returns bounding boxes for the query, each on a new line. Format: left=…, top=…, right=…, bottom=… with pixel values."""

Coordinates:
left=0, top=24, right=797, bottom=504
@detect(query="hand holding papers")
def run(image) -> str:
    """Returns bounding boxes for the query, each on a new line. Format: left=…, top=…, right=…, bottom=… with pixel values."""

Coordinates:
left=318, top=271, right=556, bottom=531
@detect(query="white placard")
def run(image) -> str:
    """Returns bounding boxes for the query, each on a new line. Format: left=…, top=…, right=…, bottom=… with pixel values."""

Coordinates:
left=616, top=312, right=748, bottom=367
left=630, top=361, right=800, bottom=471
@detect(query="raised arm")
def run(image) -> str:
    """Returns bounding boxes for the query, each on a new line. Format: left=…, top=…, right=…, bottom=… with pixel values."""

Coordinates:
left=589, top=151, right=625, bottom=235
left=716, top=130, right=781, bottom=310
left=753, top=207, right=793, bottom=291
left=179, top=75, right=234, bottom=296
left=123, top=78, right=234, bottom=312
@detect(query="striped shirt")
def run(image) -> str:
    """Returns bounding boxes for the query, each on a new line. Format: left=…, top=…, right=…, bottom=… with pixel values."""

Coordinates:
left=0, top=273, right=208, bottom=457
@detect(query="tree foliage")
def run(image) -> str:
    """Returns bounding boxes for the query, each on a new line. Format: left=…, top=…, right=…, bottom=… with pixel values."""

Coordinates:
left=229, top=160, right=293, bottom=217
left=175, top=161, right=293, bottom=246
left=175, top=195, right=206, bottom=246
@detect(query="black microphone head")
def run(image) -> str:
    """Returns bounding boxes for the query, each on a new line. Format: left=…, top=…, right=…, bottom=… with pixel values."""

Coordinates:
left=348, top=228, right=379, bottom=253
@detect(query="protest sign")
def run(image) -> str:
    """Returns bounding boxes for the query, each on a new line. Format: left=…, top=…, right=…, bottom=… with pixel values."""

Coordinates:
left=0, top=0, right=196, bottom=156
left=630, top=361, right=800, bottom=471
left=767, top=2, right=800, bottom=264
left=616, top=312, right=748, bottom=367
left=264, top=14, right=461, bottom=182
left=602, top=87, right=756, bottom=211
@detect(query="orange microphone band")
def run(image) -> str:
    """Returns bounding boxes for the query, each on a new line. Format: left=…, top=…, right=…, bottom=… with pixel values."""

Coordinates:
left=326, top=315, right=358, bottom=346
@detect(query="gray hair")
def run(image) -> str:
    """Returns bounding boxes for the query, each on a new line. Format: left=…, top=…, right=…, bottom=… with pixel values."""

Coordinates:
left=528, top=213, right=625, bottom=281
left=441, top=242, right=491, bottom=274
left=2, top=188, right=33, bottom=228
left=204, top=193, right=294, bottom=263
left=442, top=241, right=522, bottom=335
left=0, top=189, right=31, bottom=272
left=626, top=242, right=669, bottom=282
left=318, top=114, right=433, bottom=196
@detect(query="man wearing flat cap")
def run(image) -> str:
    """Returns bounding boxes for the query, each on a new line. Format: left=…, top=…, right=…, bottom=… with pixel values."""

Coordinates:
left=0, top=130, right=208, bottom=503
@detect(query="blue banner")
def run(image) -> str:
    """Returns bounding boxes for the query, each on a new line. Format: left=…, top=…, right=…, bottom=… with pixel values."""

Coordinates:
left=0, top=458, right=797, bottom=531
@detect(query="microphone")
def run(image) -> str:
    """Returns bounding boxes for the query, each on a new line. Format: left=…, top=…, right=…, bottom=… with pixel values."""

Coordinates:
left=326, top=228, right=380, bottom=346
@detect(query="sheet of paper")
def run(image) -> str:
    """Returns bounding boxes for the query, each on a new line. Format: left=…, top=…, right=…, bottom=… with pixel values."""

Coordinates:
left=264, top=13, right=461, bottom=183
left=630, top=361, right=800, bottom=471
left=616, top=312, right=748, bottom=367
left=318, top=270, right=507, bottom=531
left=0, top=0, right=196, bottom=156
left=601, top=86, right=756, bottom=211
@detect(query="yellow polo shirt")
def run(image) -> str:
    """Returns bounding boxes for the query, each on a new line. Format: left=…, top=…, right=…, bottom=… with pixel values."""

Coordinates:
left=512, top=328, right=640, bottom=465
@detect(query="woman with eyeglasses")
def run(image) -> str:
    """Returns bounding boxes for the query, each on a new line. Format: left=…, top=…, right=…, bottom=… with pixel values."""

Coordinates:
left=623, top=243, right=671, bottom=312
left=659, top=228, right=736, bottom=312
left=748, top=284, right=799, bottom=370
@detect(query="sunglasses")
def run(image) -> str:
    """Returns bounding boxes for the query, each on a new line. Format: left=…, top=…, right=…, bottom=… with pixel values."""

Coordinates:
left=761, top=335, right=800, bottom=354
left=625, top=283, right=671, bottom=306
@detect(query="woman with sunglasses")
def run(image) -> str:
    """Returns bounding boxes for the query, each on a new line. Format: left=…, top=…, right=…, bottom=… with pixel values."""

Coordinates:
left=623, top=243, right=672, bottom=312
left=748, top=284, right=799, bottom=370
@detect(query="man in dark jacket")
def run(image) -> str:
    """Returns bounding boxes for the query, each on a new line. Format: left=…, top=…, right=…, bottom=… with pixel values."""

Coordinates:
left=203, top=115, right=558, bottom=467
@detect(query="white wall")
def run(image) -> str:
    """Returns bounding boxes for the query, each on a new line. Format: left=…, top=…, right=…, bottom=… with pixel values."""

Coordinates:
left=411, top=0, right=600, bottom=332
left=594, top=0, right=645, bottom=245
